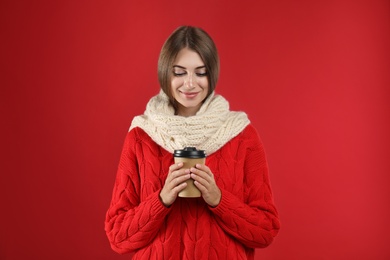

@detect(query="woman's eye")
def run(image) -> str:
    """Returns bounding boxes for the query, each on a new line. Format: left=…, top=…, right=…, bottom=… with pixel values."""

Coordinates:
left=173, top=72, right=186, bottom=76
left=173, top=71, right=207, bottom=77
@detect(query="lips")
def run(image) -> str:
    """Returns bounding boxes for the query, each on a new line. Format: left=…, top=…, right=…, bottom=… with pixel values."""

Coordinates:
left=180, top=91, right=199, bottom=98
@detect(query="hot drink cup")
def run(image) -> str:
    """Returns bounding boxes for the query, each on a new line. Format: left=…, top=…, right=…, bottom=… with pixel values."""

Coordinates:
left=173, top=147, right=206, bottom=198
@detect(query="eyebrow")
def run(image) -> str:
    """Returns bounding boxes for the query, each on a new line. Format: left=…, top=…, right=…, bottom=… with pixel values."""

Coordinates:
left=173, top=65, right=206, bottom=70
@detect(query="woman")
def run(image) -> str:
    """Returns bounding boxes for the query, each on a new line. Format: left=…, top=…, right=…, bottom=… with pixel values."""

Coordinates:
left=105, top=26, right=280, bottom=260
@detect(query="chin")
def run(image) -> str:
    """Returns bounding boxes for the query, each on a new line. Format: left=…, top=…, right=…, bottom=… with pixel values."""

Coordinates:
left=179, top=101, right=201, bottom=109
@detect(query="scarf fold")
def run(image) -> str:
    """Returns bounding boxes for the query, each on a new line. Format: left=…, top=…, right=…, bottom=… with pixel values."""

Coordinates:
left=130, top=90, right=250, bottom=155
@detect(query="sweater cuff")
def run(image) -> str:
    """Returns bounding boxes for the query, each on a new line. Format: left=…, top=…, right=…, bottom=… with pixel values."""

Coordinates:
left=208, top=189, right=239, bottom=217
left=149, top=191, right=172, bottom=220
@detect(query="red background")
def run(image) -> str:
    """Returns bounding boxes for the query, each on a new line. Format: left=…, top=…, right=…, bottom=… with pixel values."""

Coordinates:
left=1, top=0, right=389, bottom=259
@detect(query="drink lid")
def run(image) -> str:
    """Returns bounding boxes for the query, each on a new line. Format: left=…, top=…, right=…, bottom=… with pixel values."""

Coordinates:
left=173, top=147, right=206, bottom=158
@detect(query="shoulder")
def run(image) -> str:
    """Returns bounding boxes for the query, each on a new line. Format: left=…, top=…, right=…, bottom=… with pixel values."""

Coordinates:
left=123, top=127, right=154, bottom=148
left=128, top=126, right=150, bottom=139
left=241, top=124, right=258, bottom=135
left=235, top=124, right=266, bottom=151
left=126, top=127, right=152, bottom=142
left=238, top=124, right=261, bottom=141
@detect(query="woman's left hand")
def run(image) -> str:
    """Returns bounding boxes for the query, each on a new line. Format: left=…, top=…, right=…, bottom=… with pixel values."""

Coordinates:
left=190, top=164, right=221, bottom=207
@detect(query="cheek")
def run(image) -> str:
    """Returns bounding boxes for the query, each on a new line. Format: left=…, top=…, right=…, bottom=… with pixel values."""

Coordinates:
left=171, top=78, right=183, bottom=89
left=198, top=77, right=209, bottom=88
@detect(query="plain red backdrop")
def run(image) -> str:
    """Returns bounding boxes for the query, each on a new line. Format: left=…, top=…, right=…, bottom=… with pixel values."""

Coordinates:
left=1, top=0, right=389, bottom=259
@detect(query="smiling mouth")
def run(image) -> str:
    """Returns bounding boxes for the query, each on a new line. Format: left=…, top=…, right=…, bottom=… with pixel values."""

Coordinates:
left=180, top=91, right=199, bottom=98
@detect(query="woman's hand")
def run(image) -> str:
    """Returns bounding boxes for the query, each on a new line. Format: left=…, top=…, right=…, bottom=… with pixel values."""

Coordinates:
left=190, top=164, right=221, bottom=207
left=159, top=162, right=191, bottom=207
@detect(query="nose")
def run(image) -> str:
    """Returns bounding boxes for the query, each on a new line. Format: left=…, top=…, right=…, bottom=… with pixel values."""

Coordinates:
left=184, top=72, right=195, bottom=89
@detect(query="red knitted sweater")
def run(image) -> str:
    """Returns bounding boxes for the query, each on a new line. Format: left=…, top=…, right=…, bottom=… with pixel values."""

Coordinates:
left=105, top=125, right=280, bottom=259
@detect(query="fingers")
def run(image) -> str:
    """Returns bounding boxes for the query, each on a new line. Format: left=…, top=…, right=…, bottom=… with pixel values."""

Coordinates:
left=190, top=164, right=212, bottom=181
left=161, top=163, right=220, bottom=207
left=190, top=164, right=221, bottom=207
left=160, top=163, right=191, bottom=207
left=192, top=164, right=211, bottom=175
left=171, top=181, right=188, bottom=194
left=167, top=163, right=190, bottom=183
left=171, top=170, right=191, bottom=187
left=169, top=162, right=184, bottom=173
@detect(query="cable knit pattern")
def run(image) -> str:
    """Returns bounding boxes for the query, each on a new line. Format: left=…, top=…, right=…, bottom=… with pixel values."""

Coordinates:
left=105, top=125, right=280, bottom=259
left=129, top=90, right=250, bottom=155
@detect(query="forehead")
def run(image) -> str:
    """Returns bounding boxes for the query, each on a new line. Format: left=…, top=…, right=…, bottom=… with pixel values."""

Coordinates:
left=173, top=48, right=204, bottom=68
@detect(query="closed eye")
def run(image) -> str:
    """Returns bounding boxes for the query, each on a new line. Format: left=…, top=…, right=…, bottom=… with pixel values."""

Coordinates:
left=173, top=72, right=187, bottom=77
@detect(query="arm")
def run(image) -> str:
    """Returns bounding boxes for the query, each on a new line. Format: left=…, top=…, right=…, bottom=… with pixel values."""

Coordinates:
left=104, top=130, right=171, bottom=254
left=209, top=126, right=280, bottom=248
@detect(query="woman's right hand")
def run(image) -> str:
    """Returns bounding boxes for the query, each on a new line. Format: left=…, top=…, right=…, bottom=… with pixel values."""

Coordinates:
left=159, top=162, right=190, bottom=207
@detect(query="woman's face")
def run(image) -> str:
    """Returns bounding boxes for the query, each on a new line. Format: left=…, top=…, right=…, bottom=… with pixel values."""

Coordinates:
left=171, top=48, right=209, bottom=117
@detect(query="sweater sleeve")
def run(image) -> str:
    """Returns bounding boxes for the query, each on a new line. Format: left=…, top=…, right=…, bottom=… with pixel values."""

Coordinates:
left=209, top=125, right=280, bottom=248
left=104, top=129, right=171, bottom=254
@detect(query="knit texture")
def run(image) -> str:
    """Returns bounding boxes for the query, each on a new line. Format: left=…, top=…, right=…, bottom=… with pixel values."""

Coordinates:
left=105, top=126, right=280, bottom=260
left=130, top=90, right=250, bottom=155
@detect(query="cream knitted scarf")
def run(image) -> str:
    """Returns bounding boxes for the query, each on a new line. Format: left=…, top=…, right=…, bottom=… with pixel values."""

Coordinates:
left=130, top=90, right=250, bottom=155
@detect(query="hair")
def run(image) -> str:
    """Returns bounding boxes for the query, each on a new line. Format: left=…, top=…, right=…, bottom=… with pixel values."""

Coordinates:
left=158, top=26, right=220, bottom=107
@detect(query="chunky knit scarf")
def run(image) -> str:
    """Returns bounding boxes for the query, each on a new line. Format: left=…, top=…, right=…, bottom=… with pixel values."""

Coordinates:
left=130, top=90, right=250, bottom=155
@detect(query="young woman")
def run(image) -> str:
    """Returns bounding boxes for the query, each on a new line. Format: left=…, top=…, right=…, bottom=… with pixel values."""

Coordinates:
left=105, top=26, right=280, bottom=260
